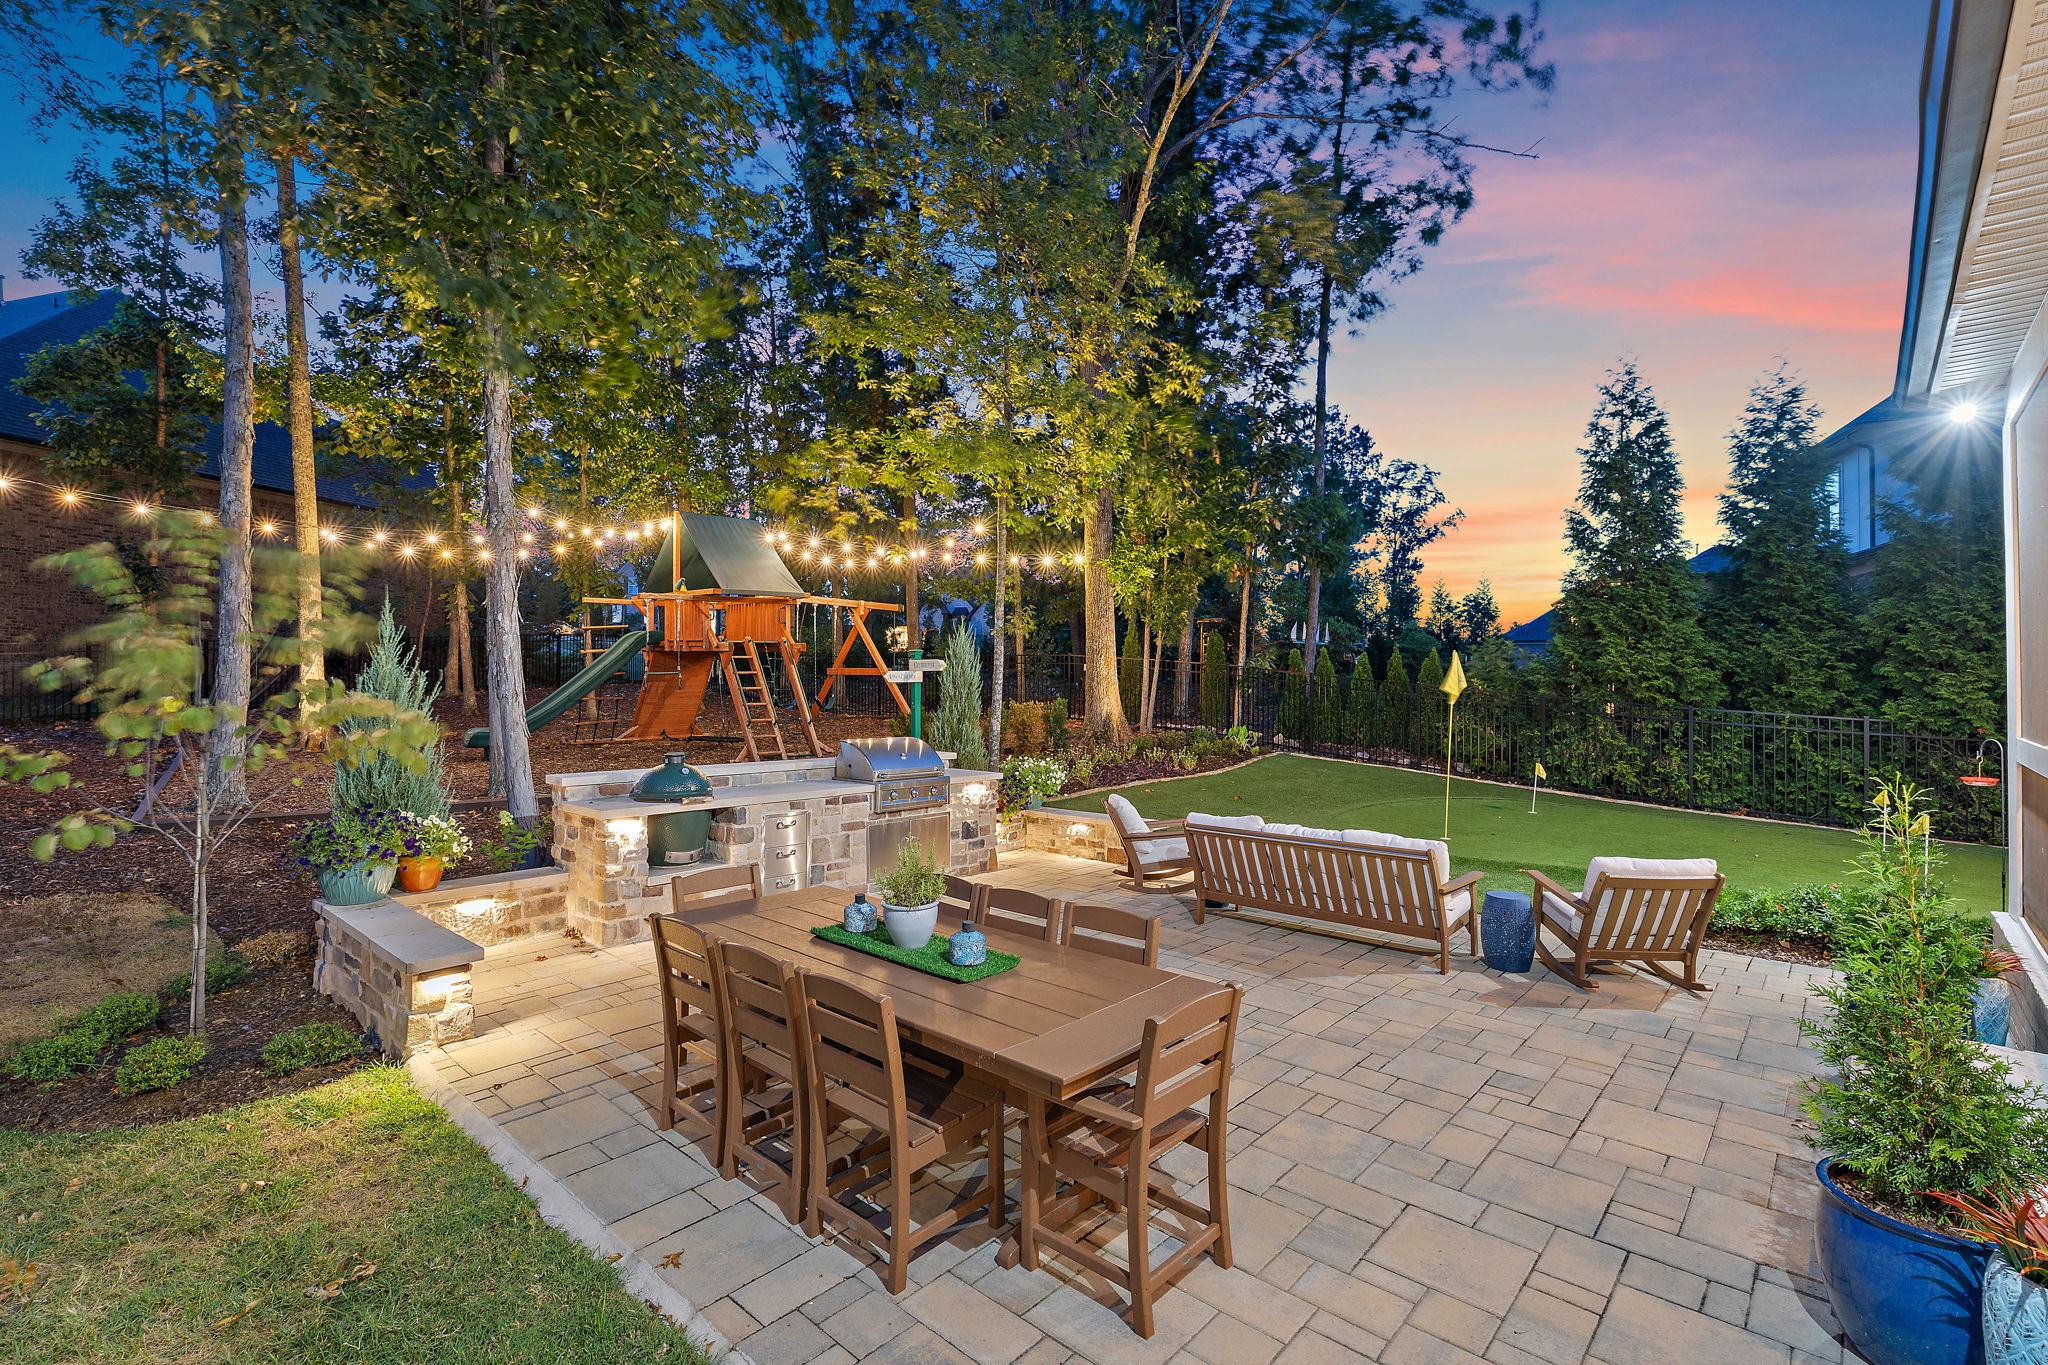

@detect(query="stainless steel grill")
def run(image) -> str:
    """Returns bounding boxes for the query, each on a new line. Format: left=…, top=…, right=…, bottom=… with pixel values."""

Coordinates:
left=835, top=737, right=951, bottom=813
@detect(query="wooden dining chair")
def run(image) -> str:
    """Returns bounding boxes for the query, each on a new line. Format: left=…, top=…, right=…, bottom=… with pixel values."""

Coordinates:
left=1057, top=901, right=1161, bottom=968
left=974, top=885, right=1060, bottom=942
left=670, top=861, right=763, bottom=913
left=646, top=912, right=727, bottom=1169
left=941, top=873, right=984, bottom=922
left=1019, top=982, right=1243, bottom=1339
left=792, top=970, right=1006, bottom=1293
left=710, top=938, right=809, bottom=1225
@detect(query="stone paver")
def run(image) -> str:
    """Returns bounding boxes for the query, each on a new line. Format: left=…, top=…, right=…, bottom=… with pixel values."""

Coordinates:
left=421, top=849, right=1848, bottom=1364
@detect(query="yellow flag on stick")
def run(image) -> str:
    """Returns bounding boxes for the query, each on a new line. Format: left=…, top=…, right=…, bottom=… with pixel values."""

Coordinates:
left=1534, top=761, right=1547, bottom=780
left=1441, top=652, right=1465, bottom=838
left=1530, top=760, right=1546, bottom=814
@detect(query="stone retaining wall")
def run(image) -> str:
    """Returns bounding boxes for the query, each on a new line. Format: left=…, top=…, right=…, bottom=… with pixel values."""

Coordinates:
left=313, top=899, right=481, bottom=1058
left=391, top=868, right=569, bottom=945
left=1013, top=807, right=1120, bottom=864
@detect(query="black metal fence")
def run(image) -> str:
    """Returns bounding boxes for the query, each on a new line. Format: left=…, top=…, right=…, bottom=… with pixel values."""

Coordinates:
left=1003, top=652, right=2005, bottom=845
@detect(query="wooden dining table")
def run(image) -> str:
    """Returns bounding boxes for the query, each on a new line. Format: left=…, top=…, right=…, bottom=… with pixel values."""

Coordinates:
left=673, top=887, right=1222, bottom=1103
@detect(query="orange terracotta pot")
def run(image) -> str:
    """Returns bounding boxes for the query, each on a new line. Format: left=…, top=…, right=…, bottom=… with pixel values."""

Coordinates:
left=398, top=856, right=444, bottom=893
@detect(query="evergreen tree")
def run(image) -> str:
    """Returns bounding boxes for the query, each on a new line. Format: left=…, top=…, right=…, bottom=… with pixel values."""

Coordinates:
left=334, top=600, right=451, bottom=820
left=1548, top=364, right=1722, bottom=706
left=1708, top=367, right=1860, bottom=713
left=1375, top=647, right=1411, bottom=750
left=926, top=625, right=989, bottom=770
left=1413, top=647, right=1446, bottom=755
left=1200, top=629, right=1230, bottom=726
left=1423, top=578, right=1461, bottom=646
left=1459, top=580, right=1501, bottom=645
left=1119, top=618, right=1144, bottom=720
left=1863, top=439, right=2006, bottom=732
left=1277, top=648, right=1308, bottom=740
left=1343, top=659, right=1375, bottom=746
left=1309, top=650, right=1339, bottom=745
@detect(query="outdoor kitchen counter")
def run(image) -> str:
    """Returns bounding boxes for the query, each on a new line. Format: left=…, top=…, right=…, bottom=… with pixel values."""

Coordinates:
left=553, top=781, right=863, bottom=821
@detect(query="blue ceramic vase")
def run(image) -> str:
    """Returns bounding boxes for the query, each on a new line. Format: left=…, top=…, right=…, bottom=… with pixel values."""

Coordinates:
left=1984, top=1259, right=2048, bottom=1365
left=1975, top=977, right=2014, bottom=1047
left=949, top=921, right=987, bottom=967
left=842, top=893, right=877, bottom=934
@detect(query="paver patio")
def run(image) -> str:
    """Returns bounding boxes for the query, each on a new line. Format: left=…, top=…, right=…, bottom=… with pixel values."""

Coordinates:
left=412, top=850, right=1847, bottom=1365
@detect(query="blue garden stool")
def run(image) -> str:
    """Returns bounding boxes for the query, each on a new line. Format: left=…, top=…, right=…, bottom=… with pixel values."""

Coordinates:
left=1480, top=890, right=1535, bottom=974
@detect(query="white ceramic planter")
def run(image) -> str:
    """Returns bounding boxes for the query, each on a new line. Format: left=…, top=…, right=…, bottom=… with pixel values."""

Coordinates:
left=882, top=900, right=939, bottom=950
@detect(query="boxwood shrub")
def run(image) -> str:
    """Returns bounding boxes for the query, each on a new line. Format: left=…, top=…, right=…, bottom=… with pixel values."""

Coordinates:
left=261, top=1022, right=363, bottom=1076
left=114, top=1036, right=208, bottom=1096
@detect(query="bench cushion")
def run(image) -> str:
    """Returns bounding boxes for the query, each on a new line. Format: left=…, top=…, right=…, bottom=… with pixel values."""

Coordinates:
left=1186, top=812, right=1267, bottom=832
left=1340, top=828, right=1451, bottom=886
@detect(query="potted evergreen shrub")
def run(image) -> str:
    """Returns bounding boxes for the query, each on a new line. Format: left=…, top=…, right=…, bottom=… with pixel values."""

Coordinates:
left=874, top=838, right=946, bottom=951
left=1806, top=781, right=2048, bottom=1365
left=289, top=808, right=412, bottom=905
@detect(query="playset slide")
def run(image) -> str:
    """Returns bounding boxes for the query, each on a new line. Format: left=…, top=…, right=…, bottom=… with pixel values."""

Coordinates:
left=461, top=628, right=651, bottom=750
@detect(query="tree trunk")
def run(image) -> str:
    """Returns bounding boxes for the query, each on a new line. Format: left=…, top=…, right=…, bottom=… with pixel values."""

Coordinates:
left=1234, top=543, right=1254, bottom=728
left=901, top=493, right=919, bottom=653
left=481, top=346, right=537, bottom=817
left=1082, top=486, right=1127, bottom=739
left=189, top=794, right=210, bottom=1036
left=206, top=88, right=254, bottom=808
left=1303, top=265, right=1334, bottom=678
left=988, top=492, right=1006, bottom=760
left=446, top=480, right=476, bottom=713
left=277, top=153, right=324, bottom=724
left=1175, top=597, right=1196, bottom=721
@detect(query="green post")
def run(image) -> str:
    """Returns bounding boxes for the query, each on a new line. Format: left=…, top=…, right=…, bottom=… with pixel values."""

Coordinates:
left=908, top=648, right=925, bottom=739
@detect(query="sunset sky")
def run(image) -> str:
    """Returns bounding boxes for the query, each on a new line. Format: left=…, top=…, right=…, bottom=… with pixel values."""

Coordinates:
left=0, top=3, right=1931, bottom=625
left=1358, top=0, right=1929, bottom=623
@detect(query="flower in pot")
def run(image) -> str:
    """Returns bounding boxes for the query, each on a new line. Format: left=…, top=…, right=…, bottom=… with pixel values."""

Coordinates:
left=288, top=809, right=412, bottom=906
left=1804, top=781, right=2048, bottom=1365
left=1927, top=1188, right=2048, bottom=1364
left=873, top=839, right=947, bottom=951
left=395, top=812, right=471, bottom=893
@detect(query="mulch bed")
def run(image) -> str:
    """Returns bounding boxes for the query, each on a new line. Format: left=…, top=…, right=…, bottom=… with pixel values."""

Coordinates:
left=0, top=965, right=368, bottom=1133
left=1704, top=931, right=1833, bottom=969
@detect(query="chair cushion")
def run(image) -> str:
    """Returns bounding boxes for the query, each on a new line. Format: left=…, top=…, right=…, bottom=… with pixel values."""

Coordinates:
left=1186, top=812, right=1267, bottom=832
left=1539, top=894, right=1583, bottom=938
left=1105, top=793, right=1147, bottom=840
left=1138, top=837, right=1189, bottom=866
left=1579, top=855, right=1718, bottom=894
left=1340, top=828, right=1452, bottom=886
left=1443, top=887, right=1474, bottom=919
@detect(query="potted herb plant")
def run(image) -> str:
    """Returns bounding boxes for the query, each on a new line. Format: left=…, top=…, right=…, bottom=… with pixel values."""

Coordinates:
left=1806, top=781, right=2048, bottom=1365
left=288, top=809, right=411, bottom=906
left=874, top=838, right=946, bottom=950
left=1928, top=1188, right=2048, bottom=1364
left=395, top=812, right=471, bottom=892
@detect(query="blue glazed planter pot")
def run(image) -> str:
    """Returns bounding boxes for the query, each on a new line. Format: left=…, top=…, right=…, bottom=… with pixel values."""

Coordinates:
left=1984, top=1260, right=2048, bottom=1365
left=1814, top=1158, right=1993, bottom=1365
left=318, top=863, right=398, bottom=907
left=1975, top=978, right=2014, bottom=1047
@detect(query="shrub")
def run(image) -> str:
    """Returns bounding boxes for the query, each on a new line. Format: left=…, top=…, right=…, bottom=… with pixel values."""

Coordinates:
left=1803, top=781, right=2048, bottom=1216
left=484, top=812, right=553, bottom=872
left=1004, top=701, right=1046, bottom=756
left=1043, top=697, right=1069, bottom=750
left=1343, top=664, right=1375, bottom=746
left=114, top=1035, right=208, bottom=1096
left=69, top=991, right=162, bottom=1042
left=1000, top=755, right=1069, bottom=809
left=925, top=626, right=989, bottom=770
left=333, top=599, right=451, bottom=820
left=169, top=954, right=247, bottom=1000
left=261, top=1022, right=362, bottom=1076
left=237, top=929, right=310, bottom=969
left=1276, top=649, right=1307, bottom=741
left=1199, top=630, right=1230, bottom=726
left=1118, top=620, right=1142, bottom=719
left=1376, top=650, right=1411, bottom=750
left=4, top=1030, right=103, bottom=1082
left=1713, top=884, right=1863, bottom=945
left=1308, top=652, right=1339, bottom=745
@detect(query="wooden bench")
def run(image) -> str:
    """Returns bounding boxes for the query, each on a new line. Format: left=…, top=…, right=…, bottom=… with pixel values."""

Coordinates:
left=1184, top=816, right=1480, bottom=973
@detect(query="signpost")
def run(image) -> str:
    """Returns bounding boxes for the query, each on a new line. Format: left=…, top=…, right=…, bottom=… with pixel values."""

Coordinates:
left=883, top=653, right=947, bottom=739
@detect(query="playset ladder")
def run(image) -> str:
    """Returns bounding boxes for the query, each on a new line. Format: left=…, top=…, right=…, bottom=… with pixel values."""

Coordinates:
left=724, top=641, right=789, bottom=761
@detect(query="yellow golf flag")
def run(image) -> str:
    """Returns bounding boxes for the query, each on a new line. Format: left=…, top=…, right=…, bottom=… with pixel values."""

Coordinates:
left=1534, top=761, right=1547, bottom=780
left=1440, top=651, right=1467, bottom=705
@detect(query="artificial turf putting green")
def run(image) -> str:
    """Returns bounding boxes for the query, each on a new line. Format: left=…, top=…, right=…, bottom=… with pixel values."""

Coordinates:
left=1052, top=753, right=2007, bottom=917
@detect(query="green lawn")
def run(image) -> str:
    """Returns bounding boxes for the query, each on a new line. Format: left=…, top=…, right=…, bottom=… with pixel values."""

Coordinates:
left=0, top=1067, right=709, bottom=1364
left=1054, top=753, right=2007, bottom=916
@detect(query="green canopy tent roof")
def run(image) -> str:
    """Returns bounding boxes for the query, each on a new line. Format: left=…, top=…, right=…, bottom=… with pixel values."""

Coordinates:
left=643, top=513, right=806, bottom=597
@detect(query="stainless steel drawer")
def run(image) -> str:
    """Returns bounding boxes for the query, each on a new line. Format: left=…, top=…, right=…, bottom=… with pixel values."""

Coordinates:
left=762, top=812, right=809, bottom=849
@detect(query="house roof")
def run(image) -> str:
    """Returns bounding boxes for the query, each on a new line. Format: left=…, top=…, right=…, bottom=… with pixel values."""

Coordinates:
left=643, top=514, right=807, bottom=597
left=0, top=288, right=393, bottom=510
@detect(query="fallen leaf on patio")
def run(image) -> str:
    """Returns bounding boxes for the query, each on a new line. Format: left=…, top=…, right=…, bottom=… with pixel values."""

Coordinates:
left=535, top=954, right=548, bottom=961
left=658, top=1251, right=683, bottom=1269
left=605, top=1252, right=623, bottom=1264
left=210, top=1299, right=259, bottom=1329
left=519, top=1175, right=530, bottom=1190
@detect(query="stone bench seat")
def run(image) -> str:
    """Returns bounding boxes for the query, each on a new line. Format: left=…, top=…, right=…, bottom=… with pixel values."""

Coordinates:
left=314, top=898, right=485, bottom=1058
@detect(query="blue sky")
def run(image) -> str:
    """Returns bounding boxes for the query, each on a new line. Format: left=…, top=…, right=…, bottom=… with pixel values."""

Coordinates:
left=0, top=2, right=1932, bottom=620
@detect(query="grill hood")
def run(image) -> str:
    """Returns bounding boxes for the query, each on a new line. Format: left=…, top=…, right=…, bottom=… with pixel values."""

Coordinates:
left=834, top=737, right=947, bottom=783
